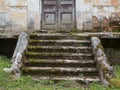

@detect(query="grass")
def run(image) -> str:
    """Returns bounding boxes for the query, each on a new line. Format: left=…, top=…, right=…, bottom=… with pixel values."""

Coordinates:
left=0, top=56, right=120, bottom=90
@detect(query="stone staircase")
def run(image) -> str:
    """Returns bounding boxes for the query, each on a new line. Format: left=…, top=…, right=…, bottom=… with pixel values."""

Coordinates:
left=22, top=32, right=100, bottom=83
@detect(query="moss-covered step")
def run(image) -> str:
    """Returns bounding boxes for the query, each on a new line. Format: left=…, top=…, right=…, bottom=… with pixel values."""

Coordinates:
left=32, top=76, right=100, bottom=83
left=27, top=46, right=92, bottom=53
left=30, top=33, right=89, bottom=40
left=23, top=71, right=99, bottom=79
left=29, top=39, right=91, bottom=46
left=23, top=67, right=97, bottom=72
left=25, top=52, right=94, bottom=60
left=22, top=67, right=98, bottom=77
left=25, top=59, right=96, bottom=67
left=26, top=59, right=95, bottom=64
left=22, top=32, right=99, bottom=82
left=35, top=30, right=83, bottom=33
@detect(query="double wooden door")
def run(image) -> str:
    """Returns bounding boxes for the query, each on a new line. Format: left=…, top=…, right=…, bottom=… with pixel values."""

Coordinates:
left=41, top=0, right=75, bottom=30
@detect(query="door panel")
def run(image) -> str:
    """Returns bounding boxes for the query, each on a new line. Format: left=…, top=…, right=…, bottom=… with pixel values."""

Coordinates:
left=42, top=0, right=75, bottom=30
left=43, top=0, right=56, bottom=5
left=42, top=0, right=57, bottom=30
left=61, top=13, right=72, bottom=24
left=45, top=13, right=55, bottom=24
left=59, top=0, right=75, bottom=30
left=60, top=0, right=73, bottom=4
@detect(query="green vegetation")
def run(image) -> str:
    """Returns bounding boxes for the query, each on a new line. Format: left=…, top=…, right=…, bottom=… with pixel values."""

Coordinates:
left=0, top=56, right=120, bottom=90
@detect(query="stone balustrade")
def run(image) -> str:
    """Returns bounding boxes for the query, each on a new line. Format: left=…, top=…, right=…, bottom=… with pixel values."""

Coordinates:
left=91, top=37, right=116, bottom=86
left=4, top=32, right=29, bottom=78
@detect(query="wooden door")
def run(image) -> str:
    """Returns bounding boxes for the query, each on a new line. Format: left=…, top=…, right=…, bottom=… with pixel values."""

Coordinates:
left=42, top=0, right=75, bottom=30
left=42, top=0, right=57, bottom=30
left=58, top=0, right=75, bottom=30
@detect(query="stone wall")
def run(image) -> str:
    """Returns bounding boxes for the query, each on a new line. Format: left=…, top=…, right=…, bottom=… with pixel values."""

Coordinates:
left=101, top=38, right=120, bottom=65
left=105, top=48, right=120, bottom=65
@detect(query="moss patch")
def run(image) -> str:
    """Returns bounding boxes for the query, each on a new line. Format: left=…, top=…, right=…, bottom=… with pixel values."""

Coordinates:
left=110, top=78, right=120, bottom=88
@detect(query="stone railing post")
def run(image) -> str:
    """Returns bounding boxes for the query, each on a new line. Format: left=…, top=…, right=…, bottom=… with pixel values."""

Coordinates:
left=4, top=32, right=29, bottom=78
left=91, top=37, right=116, bottom=86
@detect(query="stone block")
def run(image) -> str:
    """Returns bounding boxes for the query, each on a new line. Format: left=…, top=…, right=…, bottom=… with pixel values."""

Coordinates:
left=0, top=12, right=12, bottom=31
left=8, top=11, right=27, bottom=32
left=105, top=48, right=120, bottom=65
left=109, top=12, right=120, bottom=32
left=5, top=0, right=27, bottom=6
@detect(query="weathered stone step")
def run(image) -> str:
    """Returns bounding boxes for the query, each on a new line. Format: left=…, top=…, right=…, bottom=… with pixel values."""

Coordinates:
left=35, top=30, right=48, bottom=33
left=23, top=32, right=99, bottom=82
left=29, top=40, right=91, bottom=46
left=25, top=59, right=96, bottom=67
left=27, top=46, right=92, bottom=53
left=25, top=52, right=94, bottom=59
left=35, top=30, right=84, bottom=33
left=23, top=69, right=98, bottom=77
left=26, top=59, right=95, bottom=64
left=30, top=33, right=89, bottom=40
left=23, top=67, right=97, bottom=72
left=32, top=76, right=100, bottom=82
left=31, top=33, right=89, bottom=37
left=26, top=52, right=93, bottom=56
left=23, top=67, right=98, bottom=77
